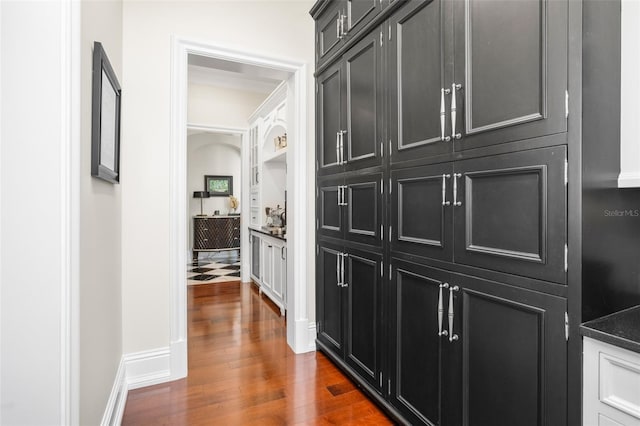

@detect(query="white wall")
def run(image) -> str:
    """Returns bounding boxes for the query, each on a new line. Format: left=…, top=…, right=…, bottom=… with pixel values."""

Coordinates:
left=80, top=1, right=123, bottom=425
left=1, top=1, right=77, bottom=424
left=188, top=83, right=268, bottom=128
left=121, top=1, right=315, bottom=355
left=187, top=133, right=242, bottom=253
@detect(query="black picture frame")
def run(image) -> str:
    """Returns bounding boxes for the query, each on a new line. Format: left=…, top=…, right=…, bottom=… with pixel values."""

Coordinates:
left=204, top=175, right=233, bottom=197
left=91, top=41, right=121, bottom=184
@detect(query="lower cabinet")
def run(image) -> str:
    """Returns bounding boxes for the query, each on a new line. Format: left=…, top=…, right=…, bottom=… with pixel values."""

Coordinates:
left=250, top=230, right=286, bottom=315
left=317, top=241, right=383, bottom=391
left=317, top=252, right=568, bottom=425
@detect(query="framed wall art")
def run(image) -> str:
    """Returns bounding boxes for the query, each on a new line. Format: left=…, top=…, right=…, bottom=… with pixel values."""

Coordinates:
left=205, top=175, right=233, bottom=196
left=91, top=41, right=121, bottom=184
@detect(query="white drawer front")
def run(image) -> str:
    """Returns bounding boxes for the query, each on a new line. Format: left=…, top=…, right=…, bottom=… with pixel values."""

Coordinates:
left=600, top=352, right=640, bottom=419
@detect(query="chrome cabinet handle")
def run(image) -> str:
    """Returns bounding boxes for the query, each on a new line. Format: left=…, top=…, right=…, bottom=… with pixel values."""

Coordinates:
left=339, top=130, right=348, bottom=165
left=341, top=253, right=348, bottom=288
left=342, top=185, right=347, bottom=206
left=448, top=285, right=459, bottom=342
left=441, top=88, right=451, bottom=142
left=438, top=283, right=449, bottom=336
left=337, top=186, right=341, bottom=206
left=336, top=16, right=341, bottom=39
left=340, top=13, right=347, bottom=38
left=336, top=252, right=341, bottom=286
left=451, top=83, right=462, bottom=140
left=442, top=174, right=451, bottom=206
left=453, top=173, right=462, bottom=206
left=336, top=131, right=341, bottom=165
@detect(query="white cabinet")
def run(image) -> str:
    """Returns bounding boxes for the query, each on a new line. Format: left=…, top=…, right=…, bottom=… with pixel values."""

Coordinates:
left=249, top=229, right=286, bottom=316
left=584, top=337, right=640, bottom=426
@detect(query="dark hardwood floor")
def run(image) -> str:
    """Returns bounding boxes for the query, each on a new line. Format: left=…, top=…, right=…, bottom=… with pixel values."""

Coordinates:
left=121, top=281, right=393, bottom=425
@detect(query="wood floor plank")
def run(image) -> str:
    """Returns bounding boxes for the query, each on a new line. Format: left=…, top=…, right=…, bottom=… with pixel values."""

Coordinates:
left=121, top=281, right=393, bottom=425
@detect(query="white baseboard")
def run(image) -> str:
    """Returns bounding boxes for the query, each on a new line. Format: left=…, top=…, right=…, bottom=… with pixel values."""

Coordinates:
left=100, top=357, right=127, bottom=426
left=618, top=171, right=640, bottom=188
left=307, top=322, right=317, bottom=352
left=124, top=347, right=171, bottom=390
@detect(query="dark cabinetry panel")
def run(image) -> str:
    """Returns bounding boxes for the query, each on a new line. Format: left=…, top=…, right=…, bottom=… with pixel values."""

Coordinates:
left=317, top=61, right=345, bottom=176
left=316, top=2, right=344, bottom=66
left=317, top=242, right=344, bottom=356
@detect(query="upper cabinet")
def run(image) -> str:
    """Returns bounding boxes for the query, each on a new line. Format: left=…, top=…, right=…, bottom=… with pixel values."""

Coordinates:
left=389, top=0, right=568, bottom=162
left=313, top=0, right=383, bottom=69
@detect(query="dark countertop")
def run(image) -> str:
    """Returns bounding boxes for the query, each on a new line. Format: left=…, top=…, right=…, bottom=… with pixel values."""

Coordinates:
left=249, top=226, right=287, bottom=242
left=581, top=305, right=640, bottom=354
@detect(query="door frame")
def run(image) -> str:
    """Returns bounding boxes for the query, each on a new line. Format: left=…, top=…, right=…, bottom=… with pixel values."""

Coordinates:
left=170, top=37, right=311, bottom=380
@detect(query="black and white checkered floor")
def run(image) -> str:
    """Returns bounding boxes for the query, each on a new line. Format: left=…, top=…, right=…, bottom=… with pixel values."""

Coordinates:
left=187, top=252, right=241, bottom=285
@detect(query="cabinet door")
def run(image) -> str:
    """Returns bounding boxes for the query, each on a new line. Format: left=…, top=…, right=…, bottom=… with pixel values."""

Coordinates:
left=317, top=242, right=345, bottom=357
left=389, top=0, right=453, bottom=164
left=344, top=173, right=383, bottom=247
left=343, top=27, right=383, bottom=172
left=272, top=243, right=286, bottom=303
left=261, top=240, right=273, bottom=290
left=317, top=60, right=346, bottom=176
left=316, top=1, right=345, bottom=68
left=389, top=260, right=449, bottom=426
left=317, top=175, right=345, bottom=240
left=452, top=0, right=567, bottom=151
left=344, top=246, right=382, bottom=390
left=391, top=163, right=453, bottom=262
left=453, top=146, right=567, bottom=284
left=251, top=234, right=261, bottom=280
left=346, top=0, right=380, bottom=38
left=452, top=273, right=567, bottom=426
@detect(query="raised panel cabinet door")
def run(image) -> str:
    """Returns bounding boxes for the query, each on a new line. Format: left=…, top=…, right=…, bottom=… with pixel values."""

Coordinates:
left=272, top=242, right=285, bottom=301
left=261, top=239, right=273, bottom=291
left=389, top=0, right=453, bottom=164
left=316, top=1, right=345, bottom=68
left=251, top=234, right=261, bottom=280
left=317, top=175, right=345, bottom=240
left=344, top=30, right=383, bottom=172
left=317, top=242, right=345, bottom=357
left=317, top=60, right=346, bottom=176
left=389, top=259, right=450, bottom=426
left=453, top=273, right=567, bottom=426
left=452, top=0, right=567, bottom=150
left=391, top=163, right=454, bottom=262
left=344, top=173, right=383, bottom=247
left=344, top=246, right=382, bottom=390
left=346, top=0, right=380, bottom=38
left=453, top=146, right=567, bottom=284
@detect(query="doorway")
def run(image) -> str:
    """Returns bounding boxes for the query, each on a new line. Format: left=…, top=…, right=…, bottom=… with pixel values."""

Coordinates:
left=170, top=38, right=311, bottom=380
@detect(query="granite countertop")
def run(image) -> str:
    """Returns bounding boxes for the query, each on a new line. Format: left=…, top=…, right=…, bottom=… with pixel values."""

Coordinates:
left=249, top=226, right=287, bottom=241
left=581, top=305, right=640, bottom=354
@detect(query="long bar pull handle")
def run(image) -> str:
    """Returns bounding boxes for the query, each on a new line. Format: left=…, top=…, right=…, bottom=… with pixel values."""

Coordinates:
left=451, top=83, right=462, bottom=140
left=337, top=17, right=341, bottom=40
left=340, top=130, right=348, bottom=165
left=342, top=185, right=347, bottom=206
left=336, top=131, right=341, bottom=166
left=448, top=285, right=459, bottom=342
left=341, top=253, right=348, bottom=288
left=438, top=283, right=449, bottom=336
left=336, top=252, right=341, bottom=287
left=453, top=173, right=462, bottom=207
left=442, top=174, right=451, bottom=206
left=441, top=88, right=451, bottom=142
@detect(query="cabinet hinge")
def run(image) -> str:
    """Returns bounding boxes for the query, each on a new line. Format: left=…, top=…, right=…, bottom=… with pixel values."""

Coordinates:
left=380, top=31, right=383, bottom=47
left=316, top=82, right=318, bottom=94
left=564, top=244, right=568, bottom=272
left=564, top=160, right=568, bottom=185
left=565, top=90, right=569, bottom=118
left=565, top=312, right=569, bottom=341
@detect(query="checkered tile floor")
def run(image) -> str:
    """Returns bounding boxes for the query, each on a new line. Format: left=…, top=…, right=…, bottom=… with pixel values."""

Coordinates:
left=187, top=252, right=241, bottom=285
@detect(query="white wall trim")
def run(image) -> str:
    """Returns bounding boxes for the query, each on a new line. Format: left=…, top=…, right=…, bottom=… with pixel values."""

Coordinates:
left=100, top=357, right=127, bottom=426
left=618, top=172, right=640, bottom=188
left=124, top=347, right=171, bottom=390
left=60, top=0, right=81, bottom=424
left=170, top=36, right=312, bottom=382
left=307, top=322, right=317, bottom=352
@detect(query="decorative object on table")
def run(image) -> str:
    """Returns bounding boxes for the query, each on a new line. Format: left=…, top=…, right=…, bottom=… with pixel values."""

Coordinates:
left=274, top=133, right=287, bottom=150
left=205, top=175, right=233, bottom=197
left=228, top=195, right=239, bottom=214
left=193, top=191, right=210, bottom=216
left=91, top=41, right=122, bottom=184
left=214, top=210, right=220, bottom=216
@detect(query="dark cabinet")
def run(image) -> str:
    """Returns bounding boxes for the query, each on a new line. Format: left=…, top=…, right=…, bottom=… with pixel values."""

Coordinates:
left=318, top=172, right=383, bottom=247
left=391, top=146, right=567, bottom=284
left=192, top=216, right=240, bottom=262
left=317, top=30, right=383, bottom=176
left=388, top=0, right=568, bottom=163
left=389, top=259, right=567, bottom=426
left=317, top=241, right=383, bottom=390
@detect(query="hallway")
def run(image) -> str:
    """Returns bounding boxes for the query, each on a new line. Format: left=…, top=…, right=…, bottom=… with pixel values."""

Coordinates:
left=121, top=282, right=392, bottom=424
